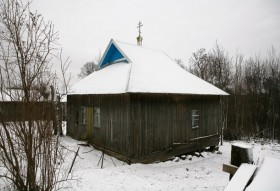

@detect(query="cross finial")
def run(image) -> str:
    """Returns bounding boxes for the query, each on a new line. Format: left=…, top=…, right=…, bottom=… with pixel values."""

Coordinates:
left=137, top=21, right=143, bottom=36
left=136, top=21, right=143, bottom=46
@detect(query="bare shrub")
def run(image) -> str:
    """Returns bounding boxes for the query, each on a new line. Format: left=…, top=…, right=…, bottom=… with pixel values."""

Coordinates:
left=0, top=0, right=74, bottom=190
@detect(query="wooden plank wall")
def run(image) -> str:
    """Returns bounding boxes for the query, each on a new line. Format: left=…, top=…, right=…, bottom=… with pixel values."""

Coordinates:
left=0, top=101, right=54, bottom=122
left=92, top=94, right=131, bottom=156
left=67, top=94, right=131, bottom=156
left=129, top=94, right=220, bottom=158
left=67, top=93, right=221, bottom=159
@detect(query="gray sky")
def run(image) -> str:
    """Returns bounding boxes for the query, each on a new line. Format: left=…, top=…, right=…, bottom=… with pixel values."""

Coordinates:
left=31, top=0, right=280, bottom=82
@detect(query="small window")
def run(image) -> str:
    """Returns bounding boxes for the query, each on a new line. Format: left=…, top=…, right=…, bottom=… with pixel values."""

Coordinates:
left=94, top=107, right=101, bottom=128
left=192, top=110, right=199, bottom=129
left=81, top=107, right=86, bottom=124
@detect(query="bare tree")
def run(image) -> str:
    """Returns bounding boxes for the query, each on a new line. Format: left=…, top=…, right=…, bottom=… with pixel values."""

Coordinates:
left=78, top=61, right=98, bottom=79
left=189, top=44, right=232, bottom=144
left=0, top=0, right=74, bottom=190
left=189, top=48, right=212, bottom=81
left=189, top=43, right=280, bottom=141
left=208, top=44, right=232, bottom=91
left=263, top=47, right=280, bottom=141
left=232, top=54, right=245, bottom=135
left=78, top=50, right=101, bottom=79
left=52, top=50, right=73, bottom=136
left=175, top=58, right=186, bottom=70
left=243, top=55, right=267, bottom=137
left=58, top=49, right=72, bottom=95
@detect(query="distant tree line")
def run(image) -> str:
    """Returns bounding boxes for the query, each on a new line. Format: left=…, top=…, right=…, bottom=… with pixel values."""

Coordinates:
left=78, top=61, right=98, bottom=79
left=184, top=44, right=280, bottom=141
left=78, top=52, right=101, bottom=79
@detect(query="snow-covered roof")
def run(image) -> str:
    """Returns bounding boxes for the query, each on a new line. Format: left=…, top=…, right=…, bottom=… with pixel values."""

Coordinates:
left=70, top=39, right=228, bottom=96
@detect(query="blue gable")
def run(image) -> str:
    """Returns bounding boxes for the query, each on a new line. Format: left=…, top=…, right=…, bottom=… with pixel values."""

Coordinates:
left=100, top=42, right=129, bottom=68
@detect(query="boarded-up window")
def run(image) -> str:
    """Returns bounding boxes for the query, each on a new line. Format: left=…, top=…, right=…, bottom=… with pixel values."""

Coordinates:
left=81, top=106, right=86, bottom=124
left=94, top=107, right=100, bottom=128
left=192, top=110, right=199, bottom=129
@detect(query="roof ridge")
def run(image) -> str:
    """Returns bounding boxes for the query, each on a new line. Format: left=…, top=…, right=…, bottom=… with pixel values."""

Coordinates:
left=115, top=40, right=163, bottom=53
left=114, top=40, right=137, bottom=47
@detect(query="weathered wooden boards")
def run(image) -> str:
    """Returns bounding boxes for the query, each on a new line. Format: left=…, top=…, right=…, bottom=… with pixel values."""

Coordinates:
left=67, top=93, right=221, bottom=163
left=224, top=144, right=280, bottom=191
left=231, top=143, right=253, bottom=167
left=223, top=143, right=255, bottom=191
left=229, top=143, right=253, bottom=179
left=223, top=163, right=238, bottom=176
left=224, top=163, right=257, bottom=191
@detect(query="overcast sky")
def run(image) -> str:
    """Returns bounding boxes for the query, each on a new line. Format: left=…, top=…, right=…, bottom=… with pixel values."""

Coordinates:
left=31, top=0, right=280, bottom=82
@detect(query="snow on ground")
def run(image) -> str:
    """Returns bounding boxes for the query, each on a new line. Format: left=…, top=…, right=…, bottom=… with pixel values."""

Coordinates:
left=61, top=137, right=280, bottom=191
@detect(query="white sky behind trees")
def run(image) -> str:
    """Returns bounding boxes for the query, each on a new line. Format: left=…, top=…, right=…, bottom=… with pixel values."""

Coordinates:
left=31, top=0, right=280, bottom=82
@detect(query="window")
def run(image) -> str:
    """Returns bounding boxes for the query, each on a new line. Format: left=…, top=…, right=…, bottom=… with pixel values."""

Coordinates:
left=94, top=107, right=101, bottom=128
left=192, top=110, right=199, bottom=129
left=81, top=107, right=86, bottom=124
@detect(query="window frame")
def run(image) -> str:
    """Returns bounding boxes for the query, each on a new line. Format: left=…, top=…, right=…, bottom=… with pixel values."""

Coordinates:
left=94, top=107, right=101, bottom=128
left=191, top=109, right=199, bottom=129
left=80, top=106, right=87, bottom=125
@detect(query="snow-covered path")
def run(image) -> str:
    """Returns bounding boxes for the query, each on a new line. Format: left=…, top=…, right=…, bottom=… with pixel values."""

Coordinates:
left=62, top=136, right=280, bottom=191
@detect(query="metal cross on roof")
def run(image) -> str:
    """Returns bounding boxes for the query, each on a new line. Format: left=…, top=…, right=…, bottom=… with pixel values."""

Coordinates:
left=137, top=21, right=143, bottom=36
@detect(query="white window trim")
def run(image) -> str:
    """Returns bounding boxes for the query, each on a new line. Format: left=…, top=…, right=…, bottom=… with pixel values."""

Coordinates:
left=81, top=106, right=86, bottom=125
left=192, top=110, right=199, bottom=129
left=94, top=107, right=101, bottom=128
